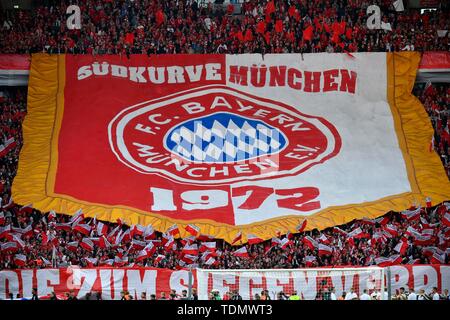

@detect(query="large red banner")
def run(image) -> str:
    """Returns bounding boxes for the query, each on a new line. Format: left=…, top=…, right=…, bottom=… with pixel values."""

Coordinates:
left=1, top=266, right=448, bottom=300
left=0, top=267, right=196, bottom=300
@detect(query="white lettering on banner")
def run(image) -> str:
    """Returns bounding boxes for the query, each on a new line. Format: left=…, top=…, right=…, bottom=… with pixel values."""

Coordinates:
left=77, top=63, right=223, bottom=83
left=212, top=273, right=236, bottom=299
left=99, top=269, right=115, bottom=300
left=169, top=270, right=190, bottom=294
left=0, top=267, right=449, bottom=300
left=388, top=266, right=409, bottom=293
left=150, top=187, right=177, bottom=211
left=293, top=271, right=317, bottom=300
left=76, top=62, right=356, bottom=94
left=244, top=275, right=264, bottom=301
left=111, top=65, right=128, bottom=78
left=330, top=273, right=355, bottom=297
left=36, top=269, right=60, bottom=297
left=184, top=65, right=203, bottom=82
left=0, top=271, right=19, bottom=299
left=182, top=101, right=205, bottom=114
left=73, top=269, right=97, bottom=299
left=167, top=66, right=186, bottom=83
left=127, top=270, right=157, bottom=297
left=441, top=267, right=450, bottom=292
left=265, top=274, right=292, bottom=296
left=20, top=270, right=33, bottom=298
left=412, top=266, right=438, bottom=292
left=228, top=65, right=357, bottom=93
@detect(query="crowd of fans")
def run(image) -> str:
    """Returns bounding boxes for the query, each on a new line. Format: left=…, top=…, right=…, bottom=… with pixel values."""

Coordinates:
left=414, top=82, right=450, bottom=177
left=0, top=0, right=448, bottom=55
left=0, top=0, right=449, bottom=303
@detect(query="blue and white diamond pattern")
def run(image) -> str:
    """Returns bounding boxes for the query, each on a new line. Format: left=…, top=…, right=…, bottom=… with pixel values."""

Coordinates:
left=165, top=113, right=287, bottom=163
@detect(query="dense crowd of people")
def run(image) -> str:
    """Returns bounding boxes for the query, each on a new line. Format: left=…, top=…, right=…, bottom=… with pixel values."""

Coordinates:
left=1, top=198, right=449, bottom=271
left=0, top=0, right=449, bottom=303
left=0, top=0, right=448, bottom=55
left=414, top=82, right=450, bottom=177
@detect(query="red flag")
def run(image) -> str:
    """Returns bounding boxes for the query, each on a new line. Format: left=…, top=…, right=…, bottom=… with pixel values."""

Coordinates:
left=121, top=229, right=131, bottom=243
left=231, top=231, right=242, bottom=244
left=345, top=27, right=353, bottom=40
left=318, top=244, right=333, bottom=256
left=347, top=227, right=370, bottom=239
left=305, top=255, right=316, bottom=267
left=360, top=217, right=376, bottom=226
left=247, top=234, right=264, bottom=245
left=384, top=224, right=399, bottom=237
left=0, top=137, right=17, bottom=158
left=155, top=254, right=166, bottom=264
left=256, top=20, right=266, bottom=34
left=265, top=1, right=275, bottom=15
left=182, top=243, right=198, bottom=255
left=1, top=242, right=18, bottom=253
left=73, top=223, right=91, bottom=236
left=280, top=238, right=292, bottom=249
left=156, top=9, right=165, bottom=26
left=66, top=241, right=78, bottom=252
left=401, top=207, right=421, bottom=221
left=80, top=238, right=94, bottom=252
left=99, top=259, right=114, bottom=266
left=197, top=234, right=215, bottom=242
left=131, top=224, right=145, bottom=238
left=164, top=237, right=175, bottom=252
left=394, top=238, right=408, bottom=255
left=333, top=227, right=348, bottom=236
left=374, top=254, right=402, bottom=267
left=14, top=254, right=27, bottom=266
left=84, top=257, right=98, bottom=267
left=48, top=210, right=57, bottom=221
left=130, top=239, right=147, bottom=251
left=99, top=235, right=111, bottom=249
left=181, top=254, right=198, bottom=265
left=425, top=197, right=432, bottom=208
left=185, top=224, right=200, bottom=237
left=303, top=25, right=314, bottom=41
left=318, top=233, right=330, bottom=244
left=275, top=20, right=283, bottom=33
left=136, top=249, right=151, bottom=262
left=180, top=236, right=196, bottom=247
left=204, top=257, right=217, bottom=266
left=143, top=225, right=156, bottom=240
left=233, top=246, right=249, bottom=258
left=430, top=252, right=445, bottom=264
left=18, top=204, right=33, bottom=214
left=96, top=221, right=108, bottom=236
left=296, top=219, right=307, bottom=233
left=271, top=237, right=281, bottom=247
left=442, top=212, right=450, bottom=227
left=303, top=236, right=318, bottom=250
left=70, top=209, right=84, bottom=224
left=167, top=224, right=180, bottom=237
left=200, top=242, right=216, bottom=253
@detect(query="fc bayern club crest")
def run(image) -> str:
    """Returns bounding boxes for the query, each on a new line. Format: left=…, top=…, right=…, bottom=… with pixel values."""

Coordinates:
left=109, top=85, right=341, bottom=184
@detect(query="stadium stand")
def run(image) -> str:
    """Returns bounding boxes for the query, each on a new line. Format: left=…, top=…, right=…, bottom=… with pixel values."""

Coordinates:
left=0, top=0, right=449, bottom=301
